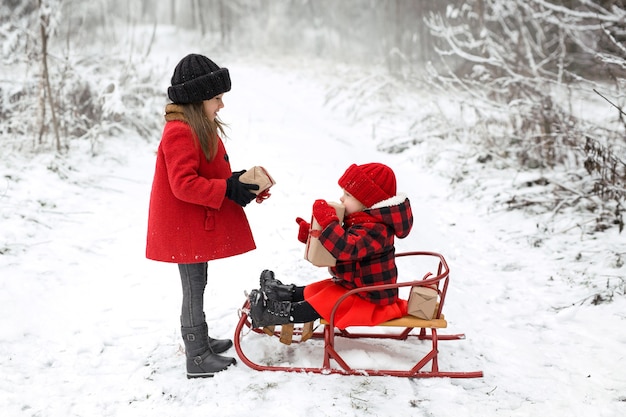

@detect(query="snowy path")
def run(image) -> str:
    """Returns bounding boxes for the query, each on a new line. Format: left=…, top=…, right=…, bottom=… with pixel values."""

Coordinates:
left=1, top=57, right=625, bottom=417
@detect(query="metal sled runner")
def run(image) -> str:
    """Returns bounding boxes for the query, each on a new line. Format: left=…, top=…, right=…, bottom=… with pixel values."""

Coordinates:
left=234, top=251, right=483, bottom=378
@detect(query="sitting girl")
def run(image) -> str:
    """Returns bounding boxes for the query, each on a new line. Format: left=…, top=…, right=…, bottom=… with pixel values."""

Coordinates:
left=248, top=162, right=413, bottom=330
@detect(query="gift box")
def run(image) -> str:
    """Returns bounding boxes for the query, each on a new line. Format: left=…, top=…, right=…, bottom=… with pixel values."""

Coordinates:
left=239, top=166, right=276, bottom=195
left=304, top=202, right=345, bottom=267
left=407, top=286, right=438, bottom=319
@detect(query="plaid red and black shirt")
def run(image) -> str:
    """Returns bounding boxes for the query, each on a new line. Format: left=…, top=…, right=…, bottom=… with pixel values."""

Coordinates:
left=319, top=195, right=413, bottom=305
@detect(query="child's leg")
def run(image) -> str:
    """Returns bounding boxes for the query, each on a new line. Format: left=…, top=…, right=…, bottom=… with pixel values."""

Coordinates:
left=292, top=286, right=305, bottom=302
left=248, top=292, right=320, bottom=327
left=290, top=300, right=320, bottom=323
left=178, top=262, right=235, bottom=376
left=178, top=263, right=207, bottom=327
left=278, top=299, right=317, bottom=345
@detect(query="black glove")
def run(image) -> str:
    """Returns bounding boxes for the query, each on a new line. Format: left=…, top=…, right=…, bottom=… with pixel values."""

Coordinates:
left=225, top=171, right=260, bottom=207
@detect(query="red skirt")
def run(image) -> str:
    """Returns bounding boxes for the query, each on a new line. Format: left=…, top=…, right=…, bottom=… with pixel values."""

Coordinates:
left=303, top=279, right=407, bottom=330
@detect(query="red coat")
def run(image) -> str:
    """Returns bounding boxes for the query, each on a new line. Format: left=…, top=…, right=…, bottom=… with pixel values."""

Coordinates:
left=146, top=120, right=256, bottom=263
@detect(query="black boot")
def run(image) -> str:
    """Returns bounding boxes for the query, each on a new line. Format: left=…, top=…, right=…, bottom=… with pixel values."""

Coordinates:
left=191, top=314, right=232, bottom=354
left=182, top=324, right=236, bottom=379
left=248, top=289, right=292, bottom=328
left=259, top=269, right=295, bottom=301
left=208, top=337, right=233, bottom=354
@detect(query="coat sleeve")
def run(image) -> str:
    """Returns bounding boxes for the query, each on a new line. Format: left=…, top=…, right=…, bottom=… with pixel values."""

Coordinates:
left=318, top=222, right=387, bottom=261
left=161, top=123, right=227, bottom=209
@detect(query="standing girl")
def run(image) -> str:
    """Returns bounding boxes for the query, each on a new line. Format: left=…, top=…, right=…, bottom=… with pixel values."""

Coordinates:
left=146, top=54, right=260, bottom=378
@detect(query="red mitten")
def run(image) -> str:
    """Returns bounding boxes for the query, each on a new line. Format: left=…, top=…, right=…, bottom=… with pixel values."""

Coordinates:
left=295, top=217, right=310, bottom=243
left=312, top=199, right=339, bottom=228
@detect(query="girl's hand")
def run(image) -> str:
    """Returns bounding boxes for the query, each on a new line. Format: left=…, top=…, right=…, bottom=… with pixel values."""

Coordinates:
left=312, top=199, right=339, bottom=228
left=295, top=217, right=310, bottom=243
left=225, top=171, right=259, bottom=207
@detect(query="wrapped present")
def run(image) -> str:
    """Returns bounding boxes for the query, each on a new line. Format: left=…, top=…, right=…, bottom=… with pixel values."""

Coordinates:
left=407, top=286, right=438, bottom=319
left=304, top=202, right=345, bottom=267
left=239, top=166, right=276, bottom=195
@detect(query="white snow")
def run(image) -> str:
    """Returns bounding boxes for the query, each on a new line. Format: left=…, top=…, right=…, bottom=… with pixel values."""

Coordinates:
left=1, top=30, right=625, bottom=417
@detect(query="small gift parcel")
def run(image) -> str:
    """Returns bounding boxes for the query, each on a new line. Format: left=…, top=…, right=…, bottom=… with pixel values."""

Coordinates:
left=407, top=286, right=439, bottom=320
left=304, top=202, right=345, bottom=267
left=238, top=166, right=276, bottom=195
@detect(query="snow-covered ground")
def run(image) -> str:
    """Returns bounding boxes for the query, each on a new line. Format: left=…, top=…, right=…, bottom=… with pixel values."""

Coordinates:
left=1, top=30, right=625, bottom=417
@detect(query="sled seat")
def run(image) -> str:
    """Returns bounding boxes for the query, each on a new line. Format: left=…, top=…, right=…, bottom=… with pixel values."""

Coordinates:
left=234, top=251, right=483, bottom=378
left=320, top=314, right=447, bottom=329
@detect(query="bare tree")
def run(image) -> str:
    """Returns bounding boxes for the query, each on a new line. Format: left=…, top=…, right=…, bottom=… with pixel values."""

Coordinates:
left=38, top=0, right=61, bottom=152
left=424, top=0, right=625, bottom=233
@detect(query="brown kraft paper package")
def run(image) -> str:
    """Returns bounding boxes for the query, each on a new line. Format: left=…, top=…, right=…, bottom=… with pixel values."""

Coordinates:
left=239, top=166, right=276, bottom=195
left=304, top=202, right=345, bottom=267
left=407, top=286, right=438, bottom=319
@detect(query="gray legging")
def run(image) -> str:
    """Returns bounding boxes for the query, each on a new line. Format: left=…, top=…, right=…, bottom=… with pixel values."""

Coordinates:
left=178, top=263, right=207, bottom=328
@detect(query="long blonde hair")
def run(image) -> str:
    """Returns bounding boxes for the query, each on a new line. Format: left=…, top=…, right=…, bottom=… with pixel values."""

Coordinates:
left=164, top=103, right=226, bottom=161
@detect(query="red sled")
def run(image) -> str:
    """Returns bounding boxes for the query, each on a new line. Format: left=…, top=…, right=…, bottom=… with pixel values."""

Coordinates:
left=234, top=251, right=483, bottom=378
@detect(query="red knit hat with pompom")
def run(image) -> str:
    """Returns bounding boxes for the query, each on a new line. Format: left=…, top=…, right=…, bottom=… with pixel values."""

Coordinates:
left=338, top=163, right=396, bottom=208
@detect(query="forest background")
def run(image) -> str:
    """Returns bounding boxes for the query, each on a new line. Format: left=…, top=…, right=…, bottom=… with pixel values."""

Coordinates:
left=1, top=0, right=625, bottom=297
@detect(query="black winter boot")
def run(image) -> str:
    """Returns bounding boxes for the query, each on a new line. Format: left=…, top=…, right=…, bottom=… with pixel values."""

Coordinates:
left=189, top=314, right=232, bottom=354
left=208, top=336, right=233, bottom=354
left=259, top=269, right=295, bottom=302
left=248, top=289, right=292, bottom=328
left=182, top=324, right=236, bottom=379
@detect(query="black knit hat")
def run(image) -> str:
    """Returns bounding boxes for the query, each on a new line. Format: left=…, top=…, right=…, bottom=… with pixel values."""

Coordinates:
left=167, top=54, right=231, bottom=104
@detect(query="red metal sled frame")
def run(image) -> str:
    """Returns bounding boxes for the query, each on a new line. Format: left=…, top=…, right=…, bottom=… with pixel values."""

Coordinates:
left=234, top=251, right=483, bottom=378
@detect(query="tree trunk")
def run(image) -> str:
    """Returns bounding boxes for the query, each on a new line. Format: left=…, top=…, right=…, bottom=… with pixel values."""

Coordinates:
left=38, top=0, right=61, bottom=152
left=195, top=0, right=206, bottom=36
